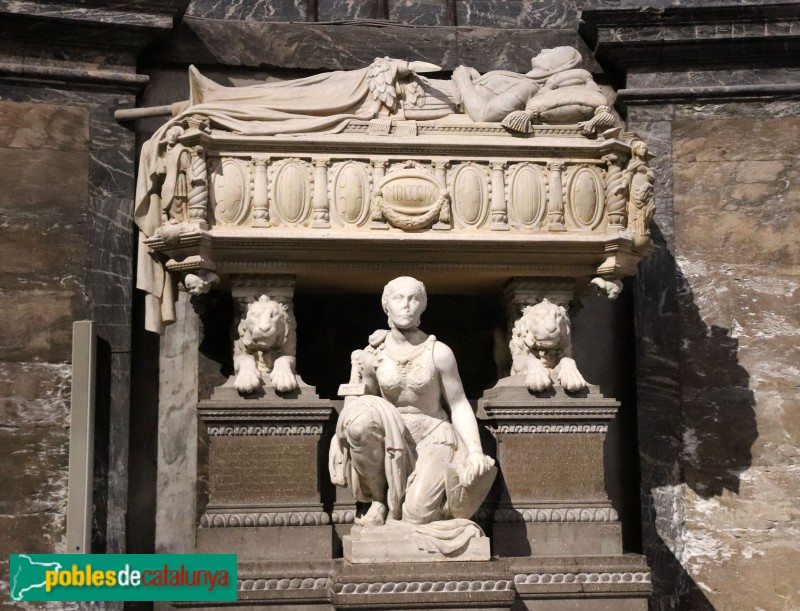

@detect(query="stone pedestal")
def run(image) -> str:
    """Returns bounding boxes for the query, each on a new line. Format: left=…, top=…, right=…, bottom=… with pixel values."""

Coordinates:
left=478, top=378, right=622, bottom=557
left=344, top=523, right=491, bottom=563
left=196, top=382, right=335, bottom=561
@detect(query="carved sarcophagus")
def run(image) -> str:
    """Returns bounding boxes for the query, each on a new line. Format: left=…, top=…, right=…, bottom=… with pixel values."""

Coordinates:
left=143, top=120, right=653, bottom=296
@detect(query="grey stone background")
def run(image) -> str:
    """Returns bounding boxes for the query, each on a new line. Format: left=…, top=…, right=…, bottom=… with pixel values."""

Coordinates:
left=0, top=1, right=798, bottom=609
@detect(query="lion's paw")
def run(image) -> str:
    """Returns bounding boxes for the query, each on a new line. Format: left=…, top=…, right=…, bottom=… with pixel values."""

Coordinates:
left=557, top=359, right=587, bottom=392
left=234, top=368, right=262, bottom=394
left=270, top=369, right=298, bottom=393
left=525, top=366, right=553, bottom=392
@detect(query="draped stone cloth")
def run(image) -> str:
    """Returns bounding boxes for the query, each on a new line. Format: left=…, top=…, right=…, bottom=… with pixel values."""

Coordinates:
left=329, top=395, right=486, bottom=556
left=134, top=64, right=393, bottom=333
left=329, top=396, right=416, bottom=521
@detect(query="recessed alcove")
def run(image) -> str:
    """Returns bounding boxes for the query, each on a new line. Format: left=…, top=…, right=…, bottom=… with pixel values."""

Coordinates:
left=294, top=291, right=507, bottom=401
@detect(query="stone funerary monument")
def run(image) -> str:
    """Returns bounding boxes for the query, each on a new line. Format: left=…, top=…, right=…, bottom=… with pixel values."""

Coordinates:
left=137, top=47, right=656, bottom=609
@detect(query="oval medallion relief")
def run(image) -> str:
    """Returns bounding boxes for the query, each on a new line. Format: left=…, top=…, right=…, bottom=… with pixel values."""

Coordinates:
left=331, top=161, right=370, bottom=226
left=210, top=158, right=250, bottom=226
left=271, top=159, right=311, bottom=225
left=508, top=163, right=546, bottom=228
left=451, top=164, right=488, bottom=228
left=566, top=166, right=604, bottom=230
left=376, top=169, right=444, bottom=230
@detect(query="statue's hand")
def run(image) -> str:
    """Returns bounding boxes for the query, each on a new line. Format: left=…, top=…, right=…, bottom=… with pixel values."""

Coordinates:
left=462, top=452, right=496, bottom=488
left=453, top=65, right=479, bottom=84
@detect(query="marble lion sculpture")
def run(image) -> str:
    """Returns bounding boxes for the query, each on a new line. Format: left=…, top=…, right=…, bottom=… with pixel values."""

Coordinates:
left=509, top=298, right=587, bottom=392
left=233, top=295, right=298, bottom=394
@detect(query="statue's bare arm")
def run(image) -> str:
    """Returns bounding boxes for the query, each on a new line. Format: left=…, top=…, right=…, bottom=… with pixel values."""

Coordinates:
left=359, top=348, right=381, bottom=396
left=452, top=66, right=537, bottom=122
left=433, top=343, right=495, bottom=484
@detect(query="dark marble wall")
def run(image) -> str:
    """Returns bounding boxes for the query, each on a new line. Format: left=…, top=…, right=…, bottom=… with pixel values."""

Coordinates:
left=0, top=4, right=180, bottom=601
left=627, top=97, right=800, bottom=611
left=0, top=83, right=136, bottom=602
left=184, top=0, right=785, bottom=26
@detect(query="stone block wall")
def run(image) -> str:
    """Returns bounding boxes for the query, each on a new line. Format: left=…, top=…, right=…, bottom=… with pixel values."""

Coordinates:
left=0, top=100, right=90, bottom=605
left=0, top=85, right=138, bottom=604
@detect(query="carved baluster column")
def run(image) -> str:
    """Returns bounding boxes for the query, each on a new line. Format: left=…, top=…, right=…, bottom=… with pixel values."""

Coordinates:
left=432, top=160, right=451, bottom=230
left=311, top=157, right=331, bottom=228
left=433, top=159, right=448, bottom=185
left=252, top=156, right=270, bottom=228
left=490, top=160, right=509, bottom=231
left=373, top=159, right=387, bottom=184
left=604, top=153, right=628, bottom=230
left=370, top=159, right=389, bottom=229
left=187, top=146, right=209, bottom=230
left=547, top=162, right=566, bottom=231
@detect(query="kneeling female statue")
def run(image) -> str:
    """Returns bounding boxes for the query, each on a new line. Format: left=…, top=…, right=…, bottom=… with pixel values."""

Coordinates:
left=329, top=276, right=496, bottom=560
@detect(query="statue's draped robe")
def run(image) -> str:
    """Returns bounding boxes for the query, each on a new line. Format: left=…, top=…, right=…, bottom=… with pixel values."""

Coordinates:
left=329, top=395, right=485, bottom=556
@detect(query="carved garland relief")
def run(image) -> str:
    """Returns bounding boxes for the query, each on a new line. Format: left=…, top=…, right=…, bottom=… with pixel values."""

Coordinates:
left=372, top=166, right=449, bottom=230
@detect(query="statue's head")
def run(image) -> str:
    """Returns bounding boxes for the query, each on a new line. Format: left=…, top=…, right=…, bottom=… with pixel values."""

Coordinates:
left=382, top=276, right=428, bottom=330
left=631, top=140, right=648, bottom=159
left=165, top=125, right=184, bottom=145
left=240, top=295, right=292, bottom=349
left=527, top=47, right=581, bottom=79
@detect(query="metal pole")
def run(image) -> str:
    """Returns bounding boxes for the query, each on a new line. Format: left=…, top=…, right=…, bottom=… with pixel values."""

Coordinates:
left=114, top=101, right=188, bottom=123
left=66, top=321, right=96, bottom=553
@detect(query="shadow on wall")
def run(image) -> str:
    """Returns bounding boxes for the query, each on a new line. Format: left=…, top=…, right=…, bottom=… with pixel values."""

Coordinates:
left=636, top=224, right=757, bottom=611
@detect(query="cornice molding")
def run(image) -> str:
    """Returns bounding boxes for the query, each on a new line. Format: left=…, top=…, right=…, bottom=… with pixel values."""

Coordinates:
left=580, top=5, right=800, bottom=76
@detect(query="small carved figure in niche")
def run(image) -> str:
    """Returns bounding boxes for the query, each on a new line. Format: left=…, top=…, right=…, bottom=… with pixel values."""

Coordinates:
left=233, top=295, right=298, bottom=394
left=625, top=139, right=656, bottom=245
left=183, top=270, right=220, bottom=296
left=329, top=277, right=495, bottom=555
left=158, top=126, right=192, bottom=222
left=510, top=298, right=587, bottom=392
left=451, top=47, right=609, bottom=132
left=590, top=277, right=623, bottom=300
